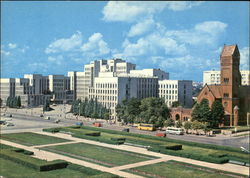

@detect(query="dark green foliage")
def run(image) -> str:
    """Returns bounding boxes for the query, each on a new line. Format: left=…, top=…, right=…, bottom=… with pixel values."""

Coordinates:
left=70, top=98, right=110, bottom=119
left=43, top=100, right=52, bottom=112
left=183, top=121, right=192, bottom=133
left=164, top=119, right=175, bottom=127
left=0, top=149, right=68, bottom=171
left=211, top=100, right=224, bottom=127
left=116, top=97, right=170, bottom=127
left=84, top=131, right=101, bottom=136
left=6, top=96, right=21, bottom=108
left=209, top=152, right=228, bottom=158
left=42, top=128, right=61, bottom=133
left=17, top=96, right=21, bottom=108
left=159, top=144, right=183, bottom=150
left=192, top=99, right=211, bottom=123
left=171, top=101, right=181, bottom=108
left=0, top=98, right=2, bottom=107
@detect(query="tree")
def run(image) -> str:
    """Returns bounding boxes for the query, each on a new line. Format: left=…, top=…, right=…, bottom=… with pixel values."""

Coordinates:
left=17, top=96, right=21, bottom=108
left=0, top=98, right=2, bottom=107
left=43, top=100, right=51, bottom=112
left=211, top=100, right=224, bottom=128
left=164, top=119, right=175, bottom=127
left=192, top=99, right=211, bottom=123
left=171, top=101, right=181, bottom=108
left=191, top=120, right=203, bottom=135
left=184, top=121, right=192, bottom=134
left=175, top=120, right=182, bottom=128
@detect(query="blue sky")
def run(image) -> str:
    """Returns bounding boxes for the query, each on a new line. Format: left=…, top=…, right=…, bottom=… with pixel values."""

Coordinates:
left=1, top=1, right=249, bottom=81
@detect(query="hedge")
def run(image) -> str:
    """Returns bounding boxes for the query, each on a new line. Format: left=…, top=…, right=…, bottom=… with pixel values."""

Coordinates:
left=85, top=131, right=101, bottom=136
left=11, top=148, right=34, bottom=155
left=42, top=128, right=61, bottom=133
left=73, top=134, right=125, bottom=145
left=148, top=147, right=229, bottom=164
left=159, top=144, right=182, bottom=150
left=0, top=149, right=68, bottom=171
left=209, top=151, right=227, bottom=158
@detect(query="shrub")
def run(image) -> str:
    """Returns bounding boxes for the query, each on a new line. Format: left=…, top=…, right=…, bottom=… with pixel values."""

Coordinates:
left=85, top=131, right=101, bottom=136
left=159, top=144, right=182, bottom=150
left=42, top=128, right=61, bottom=133
left=110, top=138, right=126, bottom=141
left=72, top=134, right=124, bottom=145
left=209, top=152, right=228, bottom=158
left=0, top=149, right=68, bottom=171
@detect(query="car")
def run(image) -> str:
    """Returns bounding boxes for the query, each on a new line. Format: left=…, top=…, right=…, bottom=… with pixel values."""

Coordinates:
left=54, top=119, right=60, bottom=123
left=75, top=122, right=83, bottom=126
left=40, top=114, right=44, bottom=117
left=44, top=116, right=50, bottom=120
left=9, top=114, right=12, bottom=117
left=6, top=122, right=14, bottom=126
left=122, top=128, right=130, bottom=132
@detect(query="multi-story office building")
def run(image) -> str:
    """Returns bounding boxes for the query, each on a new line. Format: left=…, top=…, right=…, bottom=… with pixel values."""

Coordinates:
left=130, top=69, right=169, bottom=80
left=159, top=80, right=193, bottom=108
left=48, top=75, right=72, bottom=103
left=203, top=70, right=249, bottom=86
left=0, top=78, right=16, bottom=106
left=88, top=72, right=159, bottom=119
left=24, top=74, right=49, bottom=94
left=68, top=71, right=85, bottom=100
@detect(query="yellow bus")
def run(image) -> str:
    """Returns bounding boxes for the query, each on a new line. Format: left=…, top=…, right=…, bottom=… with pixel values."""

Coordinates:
left=137, top=124, right=156, bottom=131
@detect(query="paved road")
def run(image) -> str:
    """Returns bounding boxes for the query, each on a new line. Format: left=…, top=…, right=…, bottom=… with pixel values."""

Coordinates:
left=1, top=112, right=249, bottom=149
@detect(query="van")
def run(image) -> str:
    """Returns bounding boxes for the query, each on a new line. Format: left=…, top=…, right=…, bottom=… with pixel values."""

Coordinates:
left=166, top=127, right=184, bottom=135
left=44, top=116, right=50, bottom=120
left=137, top=124, right=156, bottom=131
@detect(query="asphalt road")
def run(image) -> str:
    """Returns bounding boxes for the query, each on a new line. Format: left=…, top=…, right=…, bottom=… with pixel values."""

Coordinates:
left=1, top=112, right=249, bottom=150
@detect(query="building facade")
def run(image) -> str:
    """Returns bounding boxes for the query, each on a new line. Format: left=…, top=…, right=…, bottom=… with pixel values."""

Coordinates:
left=159, top=80, right=193, bottom=108
left=197, top=45, right=250, bottom=126
left=203, top=70, right=249, bottom=86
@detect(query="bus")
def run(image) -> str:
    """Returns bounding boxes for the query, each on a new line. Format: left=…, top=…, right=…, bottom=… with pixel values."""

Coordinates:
left=166, top=127, right=184, bottom=135
left=137, top=124, right=156, bottom=131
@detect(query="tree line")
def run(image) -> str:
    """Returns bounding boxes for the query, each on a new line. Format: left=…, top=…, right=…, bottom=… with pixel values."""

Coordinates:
left=6, top=96, right=21, bottom=108
left=70, top=98, right=110, bottom=120
left=116, top=97, right=170, bottom=127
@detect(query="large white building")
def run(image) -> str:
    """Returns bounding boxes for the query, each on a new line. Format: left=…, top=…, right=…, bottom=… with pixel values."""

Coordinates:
left=158, top=80, right=193, bottom=108
left=203, top=70, right=250, bottom=86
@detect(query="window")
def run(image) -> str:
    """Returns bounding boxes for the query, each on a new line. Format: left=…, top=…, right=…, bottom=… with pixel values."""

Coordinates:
left=223, top=93, right=229, bottom=98
left=223, top=78, right=229, bottom=83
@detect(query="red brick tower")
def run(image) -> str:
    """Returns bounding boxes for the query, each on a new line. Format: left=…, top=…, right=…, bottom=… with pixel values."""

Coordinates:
left=220, top=45, right=241, bottom=126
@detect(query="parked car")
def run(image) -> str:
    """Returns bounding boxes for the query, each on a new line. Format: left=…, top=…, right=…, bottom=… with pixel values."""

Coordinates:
left=44, top=116, right=50, bottom=120
left=6, top=122, right=14, bottom=126
left=9, top=114, right=12, bottom=117
left=40, top=114, right=44, bottom=117
left=122, top=128, right=130, bottom=132
left=75, top=122, right=83, bottom=126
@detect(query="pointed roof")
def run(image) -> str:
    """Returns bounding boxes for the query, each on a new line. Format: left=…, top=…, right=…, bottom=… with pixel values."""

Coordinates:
left=221, top=44, right=239, bottom=57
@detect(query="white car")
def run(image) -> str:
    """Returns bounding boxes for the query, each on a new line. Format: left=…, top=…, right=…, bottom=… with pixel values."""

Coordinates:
left=6, top=122, right=15, bottom=126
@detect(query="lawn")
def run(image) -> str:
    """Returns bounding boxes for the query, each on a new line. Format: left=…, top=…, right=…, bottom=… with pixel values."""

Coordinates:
left=42, top=142, right=156, bottom=167
left=125, top=160, right=246, bottom=178
left=0, top=132, right=70, bottom=146
left=0, top=158, right=115, bottom=178
left=60, top=127, right=249, bottom=163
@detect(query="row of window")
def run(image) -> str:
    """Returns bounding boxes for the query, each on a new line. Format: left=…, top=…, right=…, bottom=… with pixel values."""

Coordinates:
left=159, top=90, right=178, bottom=94
left=159, top=84, right=178, bottom=89
left=96, top=83, right=118, bottom=88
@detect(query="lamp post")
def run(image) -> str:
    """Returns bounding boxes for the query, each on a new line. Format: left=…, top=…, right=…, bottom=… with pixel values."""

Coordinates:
left=78, top=103, right=81, bottom=120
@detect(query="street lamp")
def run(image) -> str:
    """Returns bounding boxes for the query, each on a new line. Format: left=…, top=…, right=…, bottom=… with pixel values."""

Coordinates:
left=78, top=103, right=81, bottom=120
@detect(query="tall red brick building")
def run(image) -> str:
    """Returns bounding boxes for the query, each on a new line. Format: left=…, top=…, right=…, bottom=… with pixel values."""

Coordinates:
left=197, top=45, right=250, bottom=126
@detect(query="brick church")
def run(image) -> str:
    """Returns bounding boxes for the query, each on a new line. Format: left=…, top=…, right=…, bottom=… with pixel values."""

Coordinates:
left=197, top=44, right=250, bottom=126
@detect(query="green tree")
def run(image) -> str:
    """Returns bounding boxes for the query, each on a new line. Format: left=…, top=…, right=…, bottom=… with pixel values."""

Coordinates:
left=17, top=96, right=21, bottom=108
left=164, top=119, right=175, bottom=127
left=211, top=100, right=224, bottom=128
left=175, top=120, right=182, bottom=128
left=43, top=100, right=51, bottom=112
left=184, top=121, right=192, bottom=134
left=191, top=120, right=203, bottom=135
left=192, top=99, right=211, bottom=123
left=171, top=101, right=181, bottom=108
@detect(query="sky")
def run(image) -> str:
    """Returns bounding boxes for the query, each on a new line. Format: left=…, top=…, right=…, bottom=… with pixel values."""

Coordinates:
left=1, top=1, right=249, bottom=82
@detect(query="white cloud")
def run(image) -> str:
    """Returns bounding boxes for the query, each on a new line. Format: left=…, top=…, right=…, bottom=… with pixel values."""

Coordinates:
left=102, top=2, right=203, bottom=22
left=81, top=33, right=110, bottom=57
left=45, top=31, right=82, bottom=54
left=1, top=49, right=11, bottom=56
left=166, top=21, right=227, bottom=45
left=167, top=1, right=203, bottom=11
left=127, top=18, right=155, bottom=37
left=8, top=43, right=17, bottom=49
left=48, top=55, right=64, bottom=65
left=240, top=47, right=250, bottom=70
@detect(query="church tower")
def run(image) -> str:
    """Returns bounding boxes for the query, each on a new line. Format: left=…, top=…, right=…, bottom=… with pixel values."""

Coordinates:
left=220, top=45, right=241, bottom=126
